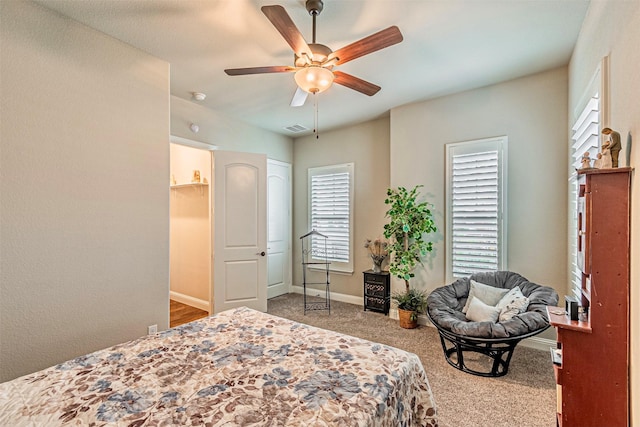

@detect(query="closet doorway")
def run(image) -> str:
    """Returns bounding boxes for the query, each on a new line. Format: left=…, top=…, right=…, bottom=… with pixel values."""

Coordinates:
left=169, top=137, right=292, bottom=325
left=169, top=140, right=213, bottom=322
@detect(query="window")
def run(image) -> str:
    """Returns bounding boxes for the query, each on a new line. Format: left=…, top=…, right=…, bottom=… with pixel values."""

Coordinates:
left=446, top=137, right=507, bottom=280
left=568, top=56, right=608, bottom=299
left=569, top=94, right=600, bottom=298
left=571, top=95, right=600, bottom=170
left=308, top=163, right=354, bottom=273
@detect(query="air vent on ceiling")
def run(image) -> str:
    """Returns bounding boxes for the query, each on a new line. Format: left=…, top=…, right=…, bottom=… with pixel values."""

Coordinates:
left=284, top=124, right=308, bottom=133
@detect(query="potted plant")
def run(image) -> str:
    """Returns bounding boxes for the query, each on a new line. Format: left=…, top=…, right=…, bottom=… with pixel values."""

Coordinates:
left=391, top=288, right=428, bottom=328
left=383, top=185, right=437, bottom=328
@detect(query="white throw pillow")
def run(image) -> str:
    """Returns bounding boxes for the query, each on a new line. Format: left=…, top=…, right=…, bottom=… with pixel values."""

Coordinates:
left=496, top=286, right=530, bottom=322
left=496, top=287, right=523, bottom=310
left=462, top=279, right=510, bottom=314
left=466, top=296, right=501, bottom=323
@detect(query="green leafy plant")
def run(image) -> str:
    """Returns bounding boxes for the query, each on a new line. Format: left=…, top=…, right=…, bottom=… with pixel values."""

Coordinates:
left=391, top=288, right=428, bottom=321
left=383, top=185, right=437, bottom=292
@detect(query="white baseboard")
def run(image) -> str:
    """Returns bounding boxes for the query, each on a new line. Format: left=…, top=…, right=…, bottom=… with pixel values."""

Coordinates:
left=170, top=291, right=210, bottom=313
left=520, top=336, right=556, bottom=352
left=291, top=285, right=362, bottom=306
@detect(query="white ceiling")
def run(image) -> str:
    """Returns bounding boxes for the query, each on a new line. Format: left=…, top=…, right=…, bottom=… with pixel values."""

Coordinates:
left=36, top=0, right=590, bottom=137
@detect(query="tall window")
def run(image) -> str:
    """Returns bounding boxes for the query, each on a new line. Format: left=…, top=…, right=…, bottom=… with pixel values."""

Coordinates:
left=308, top=163, right=354, bottom=273
left=446, top=137, right=507, bottom=280
left=567, top=57, right=609, bottom=299
left=569, top=93, right=599, bottom=298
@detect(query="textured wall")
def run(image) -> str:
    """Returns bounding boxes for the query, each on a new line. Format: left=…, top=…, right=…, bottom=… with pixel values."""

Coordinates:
left=0, top=1, right=170, bottom=381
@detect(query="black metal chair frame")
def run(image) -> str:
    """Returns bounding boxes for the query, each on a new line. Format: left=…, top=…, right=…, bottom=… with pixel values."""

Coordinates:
left=427, top=310, right=549, bottom=377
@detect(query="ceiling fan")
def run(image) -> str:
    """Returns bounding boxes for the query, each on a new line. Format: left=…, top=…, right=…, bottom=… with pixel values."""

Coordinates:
left=224, top=0, right=403, bottom=107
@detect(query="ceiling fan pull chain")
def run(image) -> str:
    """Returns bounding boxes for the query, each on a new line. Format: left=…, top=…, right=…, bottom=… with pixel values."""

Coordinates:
left=314, top=93, right=319, bottom=139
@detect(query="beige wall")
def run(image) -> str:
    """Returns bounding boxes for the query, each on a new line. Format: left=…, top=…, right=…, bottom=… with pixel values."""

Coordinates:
left=170, top=144, right=211, bottom=303
left=568, top=1, right=640, bottom=422
left=171, top=96, right=293, bottom=163
left=293, top=117, right=391, bottom=297
left=0, top=1, right=170, bottom=381
left=170, top=143, right=212, bottom=186
left=390, top=67, right=569, bottom=300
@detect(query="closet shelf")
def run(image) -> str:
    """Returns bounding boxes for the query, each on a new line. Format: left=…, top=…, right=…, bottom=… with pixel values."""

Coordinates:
left=170, top=182, right=209, bottom=189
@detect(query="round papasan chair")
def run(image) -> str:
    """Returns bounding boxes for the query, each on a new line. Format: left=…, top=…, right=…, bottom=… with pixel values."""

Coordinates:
left=426, top=271, right=559, bottom=377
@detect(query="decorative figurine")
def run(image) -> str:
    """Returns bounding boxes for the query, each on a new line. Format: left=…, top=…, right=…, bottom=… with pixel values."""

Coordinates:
left=602, top=127, right=621, bottom=167
left=600, top=140, right=613, bottom=168
left=581, top=152, right=592, bottom=169
left=192, top=170, right=201, bottom=183
left=593, top=153, right=603, bottom=169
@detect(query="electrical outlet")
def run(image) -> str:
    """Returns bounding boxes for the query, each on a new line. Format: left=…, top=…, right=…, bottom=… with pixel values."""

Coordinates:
left=148, top=324, right=158, bottom=335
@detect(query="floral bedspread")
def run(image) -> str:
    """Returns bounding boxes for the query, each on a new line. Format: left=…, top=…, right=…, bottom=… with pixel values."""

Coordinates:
left=0, top=307, right=437, bottom=426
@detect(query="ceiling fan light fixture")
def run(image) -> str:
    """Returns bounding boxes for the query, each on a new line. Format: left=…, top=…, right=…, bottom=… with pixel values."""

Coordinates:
left=294, top=66, right=334, bottom=94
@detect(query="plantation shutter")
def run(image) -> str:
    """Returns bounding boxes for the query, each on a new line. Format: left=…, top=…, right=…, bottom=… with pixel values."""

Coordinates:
left=569, top=93, right=599, bottom=297
left=308, top=163, right=353, bottom=270
left=571, top=95, right=600, bottom=170
left=451, top=150, right=499, bottom=276
left=446, top=137, right=506, bottom=279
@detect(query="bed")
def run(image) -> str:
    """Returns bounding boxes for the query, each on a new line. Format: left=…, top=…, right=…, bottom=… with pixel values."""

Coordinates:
left=0, top=307, right=437, bottom=426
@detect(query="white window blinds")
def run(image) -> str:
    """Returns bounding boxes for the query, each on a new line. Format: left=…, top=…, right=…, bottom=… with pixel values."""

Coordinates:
left=569, top=93, right=599, bottom=297
left=571, top=95, right=600, bottom=169
left=308, top=163, right=354, bottom=271
left=446, top=137, right=507, bottom=279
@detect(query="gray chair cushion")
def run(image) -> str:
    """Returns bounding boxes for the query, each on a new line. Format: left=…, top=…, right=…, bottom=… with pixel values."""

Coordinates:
left=427, top=271, right=559, bottom=339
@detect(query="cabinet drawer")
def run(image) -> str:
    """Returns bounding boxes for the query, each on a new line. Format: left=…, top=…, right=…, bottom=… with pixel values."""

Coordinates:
left=364, top=273, right=386, bottom=285
left=365, top=283, right=386, bottom=298
left=365, top=296, right=387, bottom=311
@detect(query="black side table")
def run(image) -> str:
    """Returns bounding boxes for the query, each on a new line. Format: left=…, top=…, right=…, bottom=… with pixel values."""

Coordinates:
left=363, top=270, right=390, bottom=315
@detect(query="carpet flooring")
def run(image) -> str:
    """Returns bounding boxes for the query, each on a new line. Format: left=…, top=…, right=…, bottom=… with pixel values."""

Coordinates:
left=267, top=293, right=555, bottom=427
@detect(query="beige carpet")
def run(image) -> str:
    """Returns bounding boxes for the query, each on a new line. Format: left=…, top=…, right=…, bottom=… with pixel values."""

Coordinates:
left=267, top=293, right=555, bottom=427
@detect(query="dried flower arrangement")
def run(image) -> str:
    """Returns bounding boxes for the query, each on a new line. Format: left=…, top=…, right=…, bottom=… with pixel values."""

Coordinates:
left=364, top=238, right=389, bottom=272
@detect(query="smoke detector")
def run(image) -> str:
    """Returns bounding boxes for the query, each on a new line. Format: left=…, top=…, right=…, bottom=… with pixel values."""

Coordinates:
left=192, top=92, right=207, bottom=101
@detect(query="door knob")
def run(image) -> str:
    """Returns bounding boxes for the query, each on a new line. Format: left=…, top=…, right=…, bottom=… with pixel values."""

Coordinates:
left=256, top=251, right=266, bottom=256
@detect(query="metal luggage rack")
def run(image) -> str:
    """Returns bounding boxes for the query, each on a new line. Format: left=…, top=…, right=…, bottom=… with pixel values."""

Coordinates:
left=300, top=230, right=331, bottom=314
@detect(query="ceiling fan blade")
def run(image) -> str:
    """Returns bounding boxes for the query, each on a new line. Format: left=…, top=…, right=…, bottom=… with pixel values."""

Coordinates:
left=330, top=26, right=403, bottom=65
left=333, top=71, right=381, bottom=96
left=290, top=87, right=308, bottom=107
left=224, top=66, right=295, bottom=76
left=261, top=5, right=313, bottom=58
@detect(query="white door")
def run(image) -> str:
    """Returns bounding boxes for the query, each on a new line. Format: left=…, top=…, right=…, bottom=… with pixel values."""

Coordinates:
left=213, top=151, right=267, bottom=313
left=267, top=160, right=291, bottom=299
